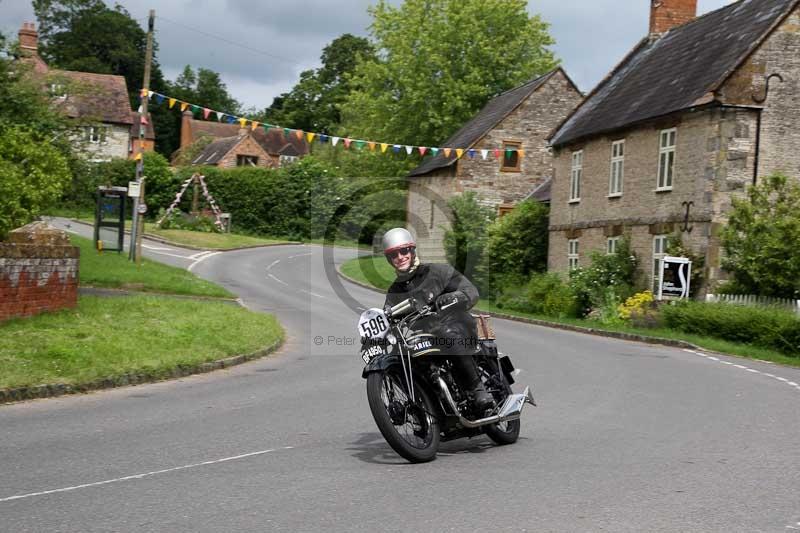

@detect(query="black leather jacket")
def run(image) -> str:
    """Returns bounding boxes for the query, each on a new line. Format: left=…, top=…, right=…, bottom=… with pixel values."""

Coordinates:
left=384, top=263, right=479, bottom=335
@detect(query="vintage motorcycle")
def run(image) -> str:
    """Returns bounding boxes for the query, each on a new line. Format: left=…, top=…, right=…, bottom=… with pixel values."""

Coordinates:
left=358, top=298, right=536, bottom=463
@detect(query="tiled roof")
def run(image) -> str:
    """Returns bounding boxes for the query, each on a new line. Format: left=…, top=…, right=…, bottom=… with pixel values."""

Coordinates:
left=192, top=136, right=243, bottom=165
left=550, top=0, right=799, bottom=147
left=525, top=178, right=551, bottom=203
left=187, top=118, right=309, bottom=156
left=408, top=69, right=562, bottom=177
left=53, top=70, right=133, bottom=125
left=130, top=112, right=155, bottom=140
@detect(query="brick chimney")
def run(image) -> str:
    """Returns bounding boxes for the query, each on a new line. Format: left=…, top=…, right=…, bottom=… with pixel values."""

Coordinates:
left=18, top=22, right=38, bottom=53
left=180, top=110, right=194, bottom=148
left=649, top=0, right=697, bottom=37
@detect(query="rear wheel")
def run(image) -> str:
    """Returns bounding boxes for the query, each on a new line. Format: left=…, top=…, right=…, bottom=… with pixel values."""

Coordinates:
left=366, top=369, right=440, bottom=463
left=481, top=362, right=521, bottom=445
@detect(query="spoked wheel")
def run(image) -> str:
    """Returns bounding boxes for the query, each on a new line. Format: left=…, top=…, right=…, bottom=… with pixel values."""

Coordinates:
left=480, top=363, right=521, bottom=445
left=366, top=369, right=440, bottom=463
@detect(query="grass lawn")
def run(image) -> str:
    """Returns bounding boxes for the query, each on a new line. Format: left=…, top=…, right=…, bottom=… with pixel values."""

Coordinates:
left=141, top=227, right=288, bottom=249
left=73, top=234, right=233, bottom=298
left=338, top=256, right=799, bottom=368
left=0, top=295, right=283, bottom=389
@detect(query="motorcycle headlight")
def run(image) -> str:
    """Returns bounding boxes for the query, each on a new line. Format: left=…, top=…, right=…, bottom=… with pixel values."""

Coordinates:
left=386, top=333, right=397, bottom=345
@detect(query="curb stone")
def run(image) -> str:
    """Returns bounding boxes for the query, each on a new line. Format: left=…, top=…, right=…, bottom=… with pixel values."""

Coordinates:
left=0, top=338, right=284, bottom=405
left=335, top=266, right=708, bottom=353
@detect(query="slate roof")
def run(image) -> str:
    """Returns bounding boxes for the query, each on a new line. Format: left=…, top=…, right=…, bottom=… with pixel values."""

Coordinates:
left=525, top=178, right=552, bottom=203
left=186, top=118, right=309, bottom=156
left=550, top=0, right=799, bottom=147
left=192, top=136, right=243, bottom=165
left=409, top=68, right=563, bottom=177
left=53, top=70, right=134, bottom=125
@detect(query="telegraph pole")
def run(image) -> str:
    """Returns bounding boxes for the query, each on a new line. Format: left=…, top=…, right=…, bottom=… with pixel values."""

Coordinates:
left=130, top=9, right=154, bottom=264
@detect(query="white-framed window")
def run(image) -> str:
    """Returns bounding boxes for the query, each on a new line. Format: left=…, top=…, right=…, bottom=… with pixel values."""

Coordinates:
left=653, top=234, right=668, bottom=289
left=84, top=126, right=107, bottom=144
left=49, top=83, right=66, bottom=99
left=607, top=236, right=621, bottom=255
left=568, top=239, right=579, bottom=270
left=657, top=128, right=676, bottom=190
left=570, top=150, right=582, bottom=202
left=609, top=140, right=624, bottom=196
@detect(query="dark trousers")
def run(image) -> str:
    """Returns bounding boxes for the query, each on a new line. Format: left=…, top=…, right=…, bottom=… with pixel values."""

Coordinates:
left=430, top=312, right=481, bottom=389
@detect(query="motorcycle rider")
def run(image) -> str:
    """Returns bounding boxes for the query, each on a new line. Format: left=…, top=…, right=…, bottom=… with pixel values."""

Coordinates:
left=381, top=227, right=494, bottom=412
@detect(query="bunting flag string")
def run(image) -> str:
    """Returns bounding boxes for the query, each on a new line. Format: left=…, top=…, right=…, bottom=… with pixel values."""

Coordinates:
left=141, top=89, right=527, bottom=161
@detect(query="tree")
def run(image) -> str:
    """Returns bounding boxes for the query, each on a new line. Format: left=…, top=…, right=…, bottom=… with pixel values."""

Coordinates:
left=0, top=126, right=72, bottom=239
left=259, top=34, right=374, bottom=134
left=443, top=192, right=495, bottom=282
left=478, top=200, right=549, bottom=296
left=721, top=173, right=800, bottom=298
left=340, top=0, right=558, bottom=147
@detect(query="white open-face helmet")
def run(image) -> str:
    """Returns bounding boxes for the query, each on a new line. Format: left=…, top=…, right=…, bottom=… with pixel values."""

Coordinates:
left=382, top=228, right=416, bottom=258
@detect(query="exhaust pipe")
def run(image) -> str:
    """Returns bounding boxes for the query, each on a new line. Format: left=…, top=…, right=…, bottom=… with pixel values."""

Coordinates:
left=436, top=377, right=535, bottom=429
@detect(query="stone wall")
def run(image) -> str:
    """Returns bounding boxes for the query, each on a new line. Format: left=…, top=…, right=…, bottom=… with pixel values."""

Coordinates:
left=81, top=123, right=130, bottom=161
left=548, top=106, right=758, bottom=292
left=0, top=223, right=79, bottom=322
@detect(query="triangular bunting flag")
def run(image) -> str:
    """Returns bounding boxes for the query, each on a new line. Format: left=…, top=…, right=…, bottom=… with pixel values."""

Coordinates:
left=331, top=136, right=340, bottom=146
left=380, top=143, right=389, bottom=153
left=147, top=90, right=154, bottom=99
left=191, top=105, right=200, bottom=114
left=481, top=149, right=488, bottom=160
left=134, top=152, right=143, bottom=161
left=306, top=132, right=316, bottom=143
left=505, top=149, right=513, bottom=158
left=517, top=149, right=525, bottom=158
left=467, top=149, right=476, bottom=159
left=137, top=104, right=143, bottom=113
left=405, top=145, right=413, bottom=155
left=251, top=121, right=259, bottom=130
left=216, top=111, right=225, bottom=121
left=227, top=115, right=236, bottom=124
left=443, top=148, right=451, bottom=158
left=392, top=145, right=401, bottom=153
left=419, top=146, right=427, bottom=156
left=263, top=124, right=272, bottom=133
left=368, top=142, right=376, bottom=151
left=169, top=98, right=176, bottom=109
left=296, top=130, right=304, bottom=140
left=355, top=140, right=366, bottom=150
left=319, top=135, right=329, bottom=143
left=430, top=147, right=439, bottom=156
left=493, top=148, right=501, bottom=158
left=238, top=118, right=247, bottom=128
left=203, top=108, right=211, bottom=119
left=155, top=94, right=164, bottom=104
left=180, top=102, right=188, bottom=112
left=343, top=138, right=352, bottom=149
left=456, top=149, right=464, bottom=159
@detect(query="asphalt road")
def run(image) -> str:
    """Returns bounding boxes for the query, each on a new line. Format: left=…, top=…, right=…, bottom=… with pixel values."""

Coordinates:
left=2, top=221, right=799, bottom=532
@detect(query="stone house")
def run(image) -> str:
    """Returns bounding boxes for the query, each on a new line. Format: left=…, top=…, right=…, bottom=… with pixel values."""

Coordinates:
left=547, top=0, right=800, bottom=294
left=407, top=67, right=583, bottom=262
left=180, top=112, right=309, bottom=168
left=16, top=22, right=154, bottom=161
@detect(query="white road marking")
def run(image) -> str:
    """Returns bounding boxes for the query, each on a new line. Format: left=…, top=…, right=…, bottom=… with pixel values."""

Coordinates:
left=286, top=253, right=313, bottom=260
left=299, top=289, right=325, bottom=299
left=684, top=349, right=799, bottom=393
left=187, top=251, right=221, bottom=272
left=188, top=250, right=214, bottom=260
left=145, top=249, right=194, bottom=260
left=0, top=447, right=288, bottom=503
left=268, top=274, right=289, bottom=286
left=266, top=260, right=280, bottom=271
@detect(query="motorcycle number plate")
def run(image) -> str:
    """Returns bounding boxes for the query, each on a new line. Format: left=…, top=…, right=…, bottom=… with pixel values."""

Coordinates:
left=357, top=308, right=389, bottom=340
left=361, top=344, right=385, bottom=364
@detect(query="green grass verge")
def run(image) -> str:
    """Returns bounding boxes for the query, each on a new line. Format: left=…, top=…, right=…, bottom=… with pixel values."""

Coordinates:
left=338, top=256, right=799, bottom=368
left=142, top=227, right=287, bottom=249
left=0, top=295, right=283, bottom=389
left=73, top=234, right=233, bottom=298
left=339, top=254, right=395, bottom=290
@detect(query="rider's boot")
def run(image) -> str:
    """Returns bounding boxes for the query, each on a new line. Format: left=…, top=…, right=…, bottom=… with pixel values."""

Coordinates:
left=469, top=380, right=495, bottom=412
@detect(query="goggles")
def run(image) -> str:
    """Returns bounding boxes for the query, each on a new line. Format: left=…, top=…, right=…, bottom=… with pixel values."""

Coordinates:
left=386, top=246, right=414, bottom=259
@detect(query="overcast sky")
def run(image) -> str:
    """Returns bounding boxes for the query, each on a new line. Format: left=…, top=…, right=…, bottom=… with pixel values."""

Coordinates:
left=2, top=0, right=734, bottom=112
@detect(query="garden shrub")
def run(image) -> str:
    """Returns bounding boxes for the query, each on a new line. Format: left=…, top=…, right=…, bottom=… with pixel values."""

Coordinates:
left=569, top=237, right=639, bottom=317
left=661, top=301, right=800, bottom=356
left=496, top=272, right=579, bottom=318
left=478, top=200, right=549, bottom=298
left=618, top=290, right=661, bottom=328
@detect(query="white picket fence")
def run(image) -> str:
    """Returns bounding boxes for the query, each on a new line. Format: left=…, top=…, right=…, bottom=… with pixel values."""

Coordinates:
left=705, top=293, right=800, bottom=315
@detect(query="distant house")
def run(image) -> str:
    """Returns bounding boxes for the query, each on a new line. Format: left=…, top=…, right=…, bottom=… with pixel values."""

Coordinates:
left=179, top=112, right=309, bottom=168
left=547, top=0, right=800, bottom=294
left=16, top=22, right=154, bottom=161
left=406, top=68, right=582, bottom=262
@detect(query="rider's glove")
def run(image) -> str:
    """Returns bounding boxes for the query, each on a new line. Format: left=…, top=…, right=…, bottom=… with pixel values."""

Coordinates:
left=435, top=290, right=467, bottom=312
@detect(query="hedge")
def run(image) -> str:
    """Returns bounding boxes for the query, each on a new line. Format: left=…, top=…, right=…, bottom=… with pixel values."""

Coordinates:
left=661, top=301, right=800, bottom=356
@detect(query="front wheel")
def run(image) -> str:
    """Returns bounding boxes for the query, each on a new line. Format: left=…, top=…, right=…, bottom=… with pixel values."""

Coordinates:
left=366, top=369, right=440, bottom=463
